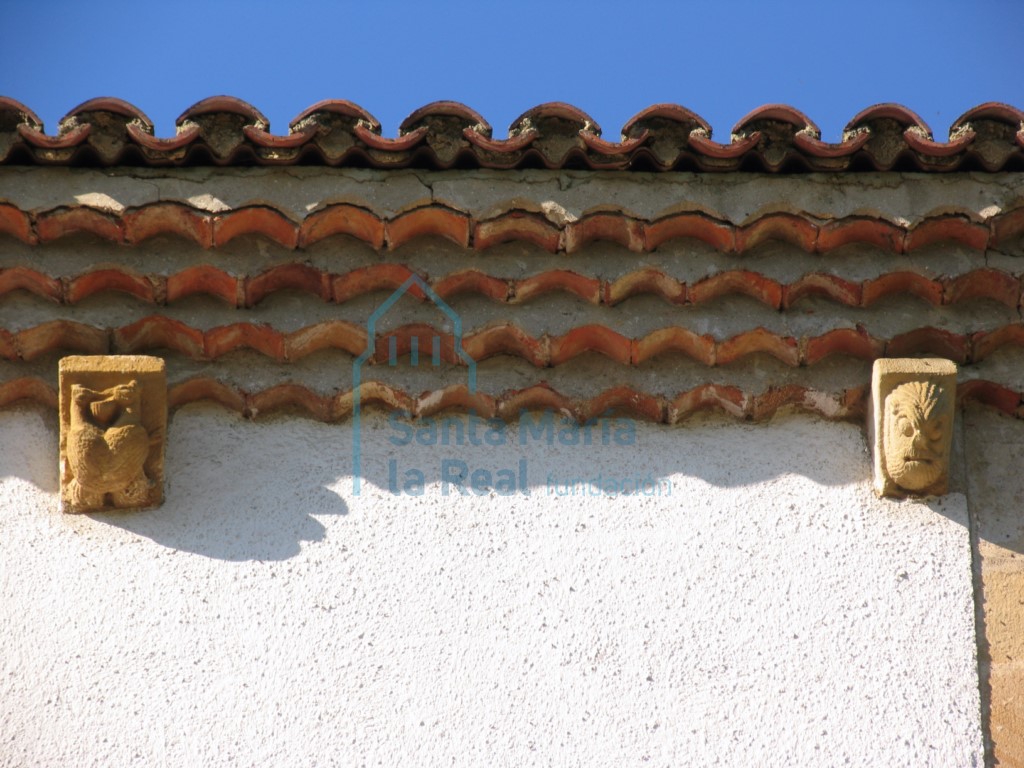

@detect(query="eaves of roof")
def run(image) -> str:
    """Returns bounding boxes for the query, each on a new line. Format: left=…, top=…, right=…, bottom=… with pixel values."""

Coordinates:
left=1, top=97, right=1022, bottom=172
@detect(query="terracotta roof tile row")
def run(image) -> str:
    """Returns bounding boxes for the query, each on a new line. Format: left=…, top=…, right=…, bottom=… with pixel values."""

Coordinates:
left=2, top=201, right=1022, bottom=253
left=3, top=264, right=1019, bottom=310
left=2, top=97, right=1022, bottom=171
left=5, top=317, right=1024, bottom=367
left=2, top=376, right=1022, bottom=423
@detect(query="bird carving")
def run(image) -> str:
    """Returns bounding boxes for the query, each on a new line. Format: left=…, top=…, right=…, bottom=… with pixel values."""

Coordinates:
left=66, top=380, right=154, bottom=510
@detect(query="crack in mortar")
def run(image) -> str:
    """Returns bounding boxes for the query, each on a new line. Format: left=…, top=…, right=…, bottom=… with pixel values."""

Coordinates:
left=410, top=172, right=436, bottom=203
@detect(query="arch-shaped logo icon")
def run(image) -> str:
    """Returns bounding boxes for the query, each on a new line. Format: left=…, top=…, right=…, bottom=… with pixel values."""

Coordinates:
left=352, top=274, right=477, bottom=494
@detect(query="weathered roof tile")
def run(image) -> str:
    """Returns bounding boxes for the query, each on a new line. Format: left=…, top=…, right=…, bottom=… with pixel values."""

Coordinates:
left=3, top=97, right=1020, bottom=171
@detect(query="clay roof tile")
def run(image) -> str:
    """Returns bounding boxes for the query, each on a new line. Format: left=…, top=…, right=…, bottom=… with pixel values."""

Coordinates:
left=0, top=97, right=1020, bottom=171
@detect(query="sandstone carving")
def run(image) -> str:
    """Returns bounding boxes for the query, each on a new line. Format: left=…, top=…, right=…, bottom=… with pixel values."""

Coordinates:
left=871, top=358, right=957, bottom=497
left=59, top=356, right=166, bottom=512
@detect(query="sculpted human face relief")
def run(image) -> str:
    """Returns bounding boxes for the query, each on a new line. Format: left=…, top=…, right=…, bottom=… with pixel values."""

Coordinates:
left=882, top=380, right=950, bottom=492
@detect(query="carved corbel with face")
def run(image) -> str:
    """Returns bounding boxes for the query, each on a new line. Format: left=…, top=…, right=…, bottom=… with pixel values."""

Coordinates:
left=870, top=358, right=957, bottom=498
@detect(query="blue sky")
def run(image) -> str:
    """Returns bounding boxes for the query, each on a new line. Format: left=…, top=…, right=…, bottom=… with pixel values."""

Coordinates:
left=1, top=0, right=1021, bottom=143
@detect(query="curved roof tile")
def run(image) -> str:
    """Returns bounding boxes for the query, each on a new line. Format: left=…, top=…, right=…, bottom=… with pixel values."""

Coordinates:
left=4, top=98, right=1019, bottom=170
left=3, top=199, right=1019, bottom=254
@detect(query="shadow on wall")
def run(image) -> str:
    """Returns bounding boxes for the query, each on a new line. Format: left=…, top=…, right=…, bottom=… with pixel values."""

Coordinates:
left=5, top=403, right=1016, bottom=561
left=352, top=407, right=872, bottom=494
left=0, top=405, right=349, bottom=562
left=90, top=404, right=350, bottom=561
left=0, top=406, right=60, bottom=492
left=112, top=405, right=877, bottom=561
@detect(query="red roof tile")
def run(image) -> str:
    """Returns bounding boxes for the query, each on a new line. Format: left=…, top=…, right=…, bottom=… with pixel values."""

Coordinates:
left=0, top=377, right=58, bottom=410
left=166, top=266, right=239, bottom=305
left=512, top=271, right=600, bottom=305
left=2, top=100, right=1022, bottom=430
left=3, top=97, right=1021, bottom=171
left=3, top=371, right=1021, bottom=425
left=4, top=200, right=1019, bottom=257
left=11, top=315, right=1024, bottom=370
left=2, top=261, right=1020, bottom=311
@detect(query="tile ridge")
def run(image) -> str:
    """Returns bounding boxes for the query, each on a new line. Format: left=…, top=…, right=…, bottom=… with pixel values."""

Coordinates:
left=2, top=98, right=1021, bottom=171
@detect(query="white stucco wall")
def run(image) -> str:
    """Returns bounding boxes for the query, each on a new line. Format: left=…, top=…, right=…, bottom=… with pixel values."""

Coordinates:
left=0, top=406, right=983, bottom=766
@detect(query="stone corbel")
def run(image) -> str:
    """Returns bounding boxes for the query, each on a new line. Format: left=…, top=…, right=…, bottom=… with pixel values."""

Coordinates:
left=59, top=355, right=167, bottom=513
left=870, top=358, right=957, bottom=498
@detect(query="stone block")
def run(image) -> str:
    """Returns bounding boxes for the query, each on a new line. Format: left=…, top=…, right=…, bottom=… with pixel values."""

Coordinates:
left=870, top=357, right=957, bottom=497
left=988, top=664, right=1024, bottom=767
left=980, top=568, right=1024, bottom=664
left=58, top=355, right=166, bottom=512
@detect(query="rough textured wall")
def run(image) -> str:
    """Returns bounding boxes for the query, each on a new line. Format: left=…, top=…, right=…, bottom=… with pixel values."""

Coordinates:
left=0, top=407, right=983, bottom=766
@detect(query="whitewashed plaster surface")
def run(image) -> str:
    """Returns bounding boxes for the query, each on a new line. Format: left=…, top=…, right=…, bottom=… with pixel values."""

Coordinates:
left=0, top=406, right=982, bottom=767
